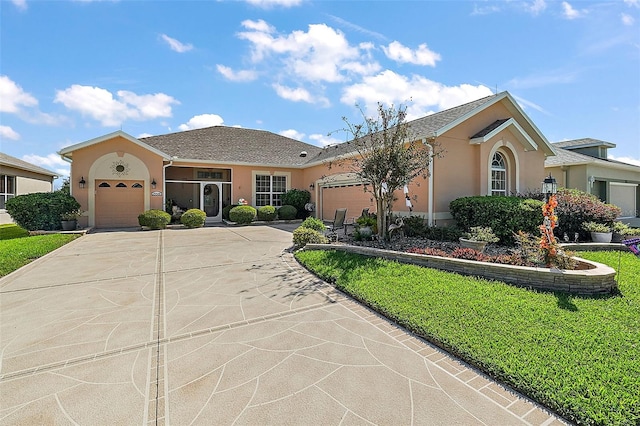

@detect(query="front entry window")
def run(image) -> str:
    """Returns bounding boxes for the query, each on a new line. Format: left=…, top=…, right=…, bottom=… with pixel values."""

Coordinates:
left=255, top=175, right=286, bottom=207
left=491, top=152, right=507, bottom=196
left=0, top=175, right=16, bottom=209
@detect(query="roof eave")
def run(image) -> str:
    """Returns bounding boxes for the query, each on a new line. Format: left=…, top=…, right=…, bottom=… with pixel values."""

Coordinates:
left=58, top=130, right=173, bottom=161
left=469, top=118, right=539, bottom=151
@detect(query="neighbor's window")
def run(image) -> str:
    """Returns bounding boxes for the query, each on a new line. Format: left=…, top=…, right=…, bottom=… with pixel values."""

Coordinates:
left=0, top=175, right=16, bottom=209
left=491, top=152, right=507, bottom=196
left=255, top=174, right=287, bottom=207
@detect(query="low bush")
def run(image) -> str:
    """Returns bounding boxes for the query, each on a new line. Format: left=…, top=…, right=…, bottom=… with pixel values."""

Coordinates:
left=138, top=209, right=171, bottom=229
left=5, top=191, right=81, bottom=231
left=300, top=216, right=325, bottom=232
left=278, top=205, right=297, bottom=220
left=292, top=226, right=327, bottom=248
left=229, top=205, right=256, bottom=224
left=449, top=196, right=543, bottom=245
left=281, top=189, right=311, bottom=219
left=402, top=215, right=427, bottom=237
left=222, top=204, right=239, bottom=221
left=554, top=188, right=621, bottom=241
left=180, top=209, right=206, bottom=228
left=423, top=225, right=464, bottom=242
left=0, top=224, right=29, bottom=240
left=257, top=205, right=277, bottom=221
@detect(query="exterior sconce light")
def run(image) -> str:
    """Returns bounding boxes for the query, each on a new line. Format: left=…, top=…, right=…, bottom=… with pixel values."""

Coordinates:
left=541, top=174, right=557, bottom=202
left=79, top=176, right=86, bottom=189
left=309, top=182, right=315, bottom=190
left=151, top=179, right=157, bottom=189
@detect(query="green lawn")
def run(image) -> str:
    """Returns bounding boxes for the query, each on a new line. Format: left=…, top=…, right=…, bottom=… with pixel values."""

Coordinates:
left=0, top=227, right=81, bottom=277
left=295, top=249, right=640, bottom=426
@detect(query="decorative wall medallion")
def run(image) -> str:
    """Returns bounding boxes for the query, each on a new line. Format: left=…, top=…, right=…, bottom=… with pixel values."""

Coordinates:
left=111, top=160, right=130, bottom=177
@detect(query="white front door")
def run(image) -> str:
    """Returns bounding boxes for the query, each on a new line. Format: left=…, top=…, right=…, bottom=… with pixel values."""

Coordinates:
left=201, top=183, right=222, bottom=222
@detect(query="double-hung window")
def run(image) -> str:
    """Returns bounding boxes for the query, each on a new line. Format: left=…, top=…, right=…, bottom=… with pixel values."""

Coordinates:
left=255, top=174, right=287, bottom=207
left=0, top=175, right=15, bottom=209
left=491, top=152, right=507, bottom=196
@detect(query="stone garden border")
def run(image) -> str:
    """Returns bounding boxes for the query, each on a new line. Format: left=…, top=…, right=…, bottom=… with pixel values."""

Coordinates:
left=303, top=243, right=618, bottom=295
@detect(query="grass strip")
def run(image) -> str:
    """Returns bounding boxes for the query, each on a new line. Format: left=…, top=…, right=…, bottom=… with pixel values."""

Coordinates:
left=295, top=249, right=639, bottom=426
left=0, top=224, right=29, bottom=240
left=0, top=234, right=81, bottom=277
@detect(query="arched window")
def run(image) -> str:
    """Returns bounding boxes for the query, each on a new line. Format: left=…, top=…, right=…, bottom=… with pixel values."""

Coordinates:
left=491, top=152, right=507, bottom=196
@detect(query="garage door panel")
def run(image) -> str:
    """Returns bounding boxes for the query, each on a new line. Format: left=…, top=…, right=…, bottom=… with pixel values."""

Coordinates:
left=321, top=185, right=375, bottom=221
left=95, top=180, right=145, bottom=228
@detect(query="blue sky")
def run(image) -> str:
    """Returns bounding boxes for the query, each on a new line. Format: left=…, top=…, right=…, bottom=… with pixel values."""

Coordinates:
left=1, top=0, right=639, bottom=183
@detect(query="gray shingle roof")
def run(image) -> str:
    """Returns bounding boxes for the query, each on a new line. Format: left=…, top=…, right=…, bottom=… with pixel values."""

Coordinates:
left=544, top=147, right=595, bottom=167
left=470, top=119, right=510, bottom=139
left=553, top=138, right=616, bottom=149
left=306, top=94, right=498, bottom=164
left=140, top=126, right=323, bottom=166
left=0, top=152, right=58, bottom=176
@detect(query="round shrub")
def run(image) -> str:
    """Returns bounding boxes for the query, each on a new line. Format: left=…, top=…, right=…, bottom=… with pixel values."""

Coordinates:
left=257, top=205, right=277, bottom=221
left=281, top=189, right=311, bottom=219
left=223, top=204, right=239, bottom=221
left=554, top=188, right=621, bottom=241
left=278, top=205, right=297, bottom=220
left=300, top=216, right=325, bottom=232
left=449, top=196, right=543, bottom=245
left=229, top=205, right=256, bottom=224
left=180, top=208, right=206, bottom=228
left=138, top=209, right=171, bottom=230
left=5, top=191, right=81, bottom=231
left=292, top=226, right=328, bottom=248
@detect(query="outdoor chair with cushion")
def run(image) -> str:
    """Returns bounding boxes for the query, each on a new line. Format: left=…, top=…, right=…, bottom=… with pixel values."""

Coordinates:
left=326, top=208, right=347, bottom=241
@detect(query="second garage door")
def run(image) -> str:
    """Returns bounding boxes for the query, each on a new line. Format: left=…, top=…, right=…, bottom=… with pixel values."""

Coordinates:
left=95, top=180, right=145, bottom=228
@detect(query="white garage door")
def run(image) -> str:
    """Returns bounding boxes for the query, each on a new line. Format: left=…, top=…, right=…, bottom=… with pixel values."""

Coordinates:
left=610, top=183, right=637, bottom=218
left=95, top=180, right=145, bottom=228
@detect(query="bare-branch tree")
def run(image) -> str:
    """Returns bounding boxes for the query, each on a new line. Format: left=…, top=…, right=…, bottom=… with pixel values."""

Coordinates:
left=327, top=103, right=441, bottom=240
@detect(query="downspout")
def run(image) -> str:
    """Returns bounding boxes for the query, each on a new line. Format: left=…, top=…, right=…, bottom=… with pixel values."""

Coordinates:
left=426, top=139, right=434, bottom=227
left=162, top=157, right=174, bottom=210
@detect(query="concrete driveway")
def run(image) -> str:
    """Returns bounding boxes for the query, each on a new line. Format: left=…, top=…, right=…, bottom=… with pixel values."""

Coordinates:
left=0, top=224, right=566, bottom=425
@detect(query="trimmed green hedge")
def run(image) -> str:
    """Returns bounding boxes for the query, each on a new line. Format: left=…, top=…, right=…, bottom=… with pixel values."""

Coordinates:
left=281, top=189, right=311, bottom=219
left=300, top=216, right=325, bottom=232
left=5, top=191, right=81, bottom=231
left=180, top=209, right=206, bottom=228
left=138, top=209, right=171, bottom=229
left=450, top=196, right=543, bottom=245
left=278, top=205, right=297, bottom=220
left=257, top=205, right=277, bottom=221
left=292, top=227, right=328, bottom=248
left=229, top=205, right=256, bottom=224
left=223, top=204, right=239, bottom=221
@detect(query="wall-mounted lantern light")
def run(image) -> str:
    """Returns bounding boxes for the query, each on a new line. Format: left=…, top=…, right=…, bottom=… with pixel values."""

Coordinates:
left=309, top=182, right=315, bottom=190
left=151, top=179, right=157, bottom=189
left=79, top=176, right=86, bottom=189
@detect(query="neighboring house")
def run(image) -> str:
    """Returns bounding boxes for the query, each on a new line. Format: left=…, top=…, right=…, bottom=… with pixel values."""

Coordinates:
left=0, top=152, right=58, bottom=225
left=59, top=91, right=557, bottom=229
left=545, top=138, right=640, bottom=219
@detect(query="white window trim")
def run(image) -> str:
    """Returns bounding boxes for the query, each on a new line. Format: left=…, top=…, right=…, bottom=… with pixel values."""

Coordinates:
left=251, top=170, right=291, bottom=207
left=487, top=140, right=519, bottom=195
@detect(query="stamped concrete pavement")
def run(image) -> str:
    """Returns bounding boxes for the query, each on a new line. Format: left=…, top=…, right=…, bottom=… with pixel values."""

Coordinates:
left=0, top=224, right=568, bottom=425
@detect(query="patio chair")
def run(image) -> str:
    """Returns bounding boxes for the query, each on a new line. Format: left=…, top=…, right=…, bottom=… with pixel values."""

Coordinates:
left=326, top=208, right=347, bottom=241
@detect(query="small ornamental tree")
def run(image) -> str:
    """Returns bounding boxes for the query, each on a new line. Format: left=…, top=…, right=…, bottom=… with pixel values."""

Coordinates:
left=328, top=103, right=441, bottom=240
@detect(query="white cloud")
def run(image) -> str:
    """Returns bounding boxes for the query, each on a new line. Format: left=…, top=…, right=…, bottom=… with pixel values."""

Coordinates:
left=506, top=68, right=579, bottom=89
left=525, top=0, right=547, bottom=15
left=272, top=84, right=313, bottom=103
left=12, top=0, right=27, bottom=10
left=309, top=133, right=343, bottom=147
left=0, top=75, right=38, bottom=113
left=178, top=114, right=224, bottom=131
left=609, top=154, right=640, bottom=167
left=160, top=34, right=193, bottom=53
left=216, top=65, right=258, bottom=82
left=137, top=133, right=154, bottom=138
left=561, top=2, right=586, bottom=20
left=471, top=4, right=502, bottom=15
left=341, top=70, right=493, bottom=121
left=382, top=41, right=441, bottom=67
left=23, top=153, right=69, bottom=176
left=621, top=13, right=635, bottom=26
left=623, top=0, right=639, bottom=7
left=327, top=14, right=388, bottom=41
left=0, top=125, right=20, bottom=140
left=238, top=20, right=368, bottom=83
left=511, top=94, right=551, bottom=115
left=244, top=0, right=303, bottom=8
left=279, top=129, right=305, bottom=140
left=55, top=85, right=178, bottom=126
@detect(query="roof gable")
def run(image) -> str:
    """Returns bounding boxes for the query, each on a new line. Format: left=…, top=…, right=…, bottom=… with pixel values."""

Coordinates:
left=469, top=118, right=538, bottom=151
left=0, top=152, right=58, bottom=176
left=58, top=130, right=171, bottom=160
